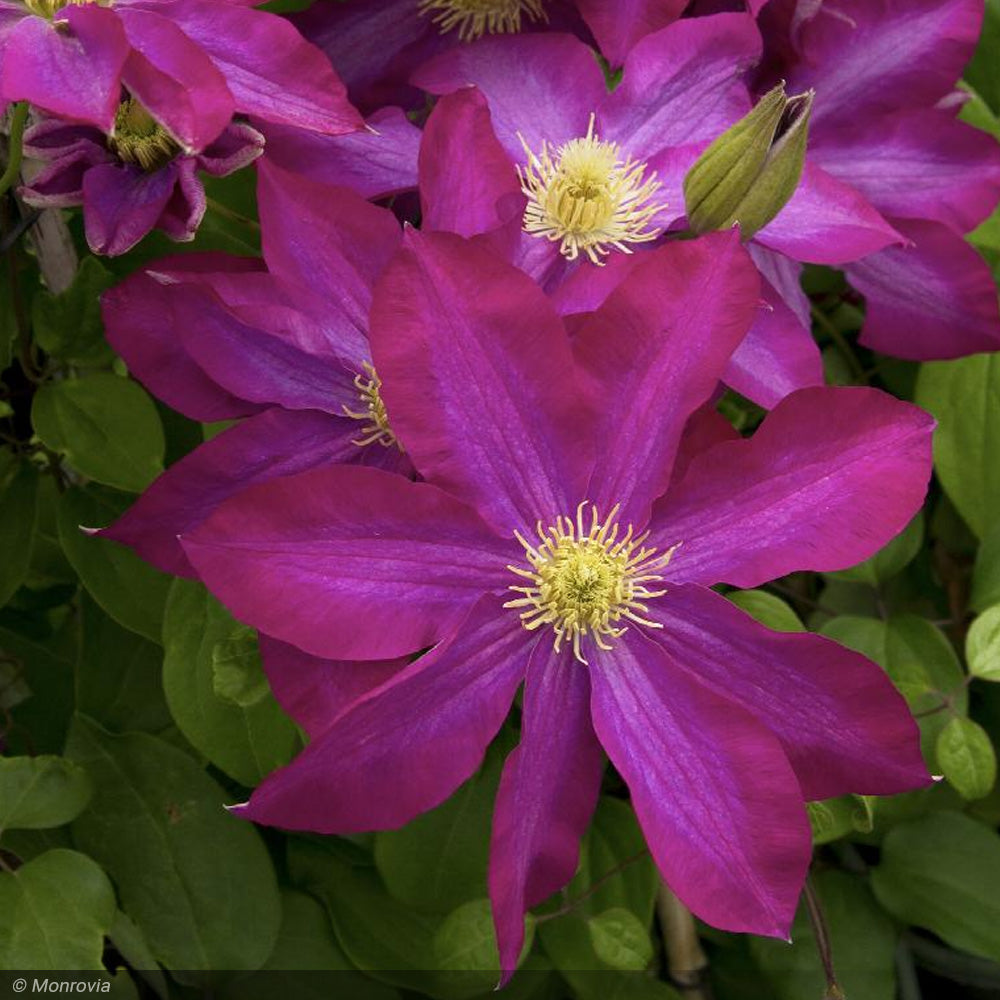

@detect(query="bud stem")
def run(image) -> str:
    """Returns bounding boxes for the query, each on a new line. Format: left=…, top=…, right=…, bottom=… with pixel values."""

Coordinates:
left=803, top=875, right=845, bottom=999
left=657, top=882, right=713, bottom=998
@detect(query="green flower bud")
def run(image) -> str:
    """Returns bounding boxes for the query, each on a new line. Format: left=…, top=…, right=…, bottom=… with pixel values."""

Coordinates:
left=683, top=83, right=814, bottom=240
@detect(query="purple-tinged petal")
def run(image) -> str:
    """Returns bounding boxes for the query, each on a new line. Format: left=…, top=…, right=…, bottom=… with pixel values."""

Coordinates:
left=591, top=631, right=812, bottom=939
left=255, top=106, right=419, bottom=198
left=412, top=34, right=606, bottom=160
left=115, top=7, right=234, bottom=150
left=101, top=256, right=264, bottom=421
left=491, top=642, right=603, bottom=980
left=82, top=160, right=178, bottom=256
left=101, top=408, right=405, bottom=576
left=671, top=402, right=739, bottom=486
left=257, top=161, right=401, bottom=347
left=574, top=0, right=686, bottom=66
left=1, top=8, right=127, bottom=130
left=722, top=277, right=823, bottom=409
left=550, top=252, right=643, bottom=317
left=789, top=0, right=983, bottom=130
left=258, top=635, right=407, bottom=740
left=156, top=157, right=206, bottom=243
left=600, top=14, right=760, bottom=159
left=811, top=110, right=1000, bottom=234
left=184, top=464, right=514, bottom=660
left=574, top=231, right=760, bottom=525
left=420, top=87, right=523, bottom=239
left=847, top=218, right=1000, bottom=361
left=370, top=229, right=593, bottom=534
left=196, top=121, right=265, bottom=177
left=754, top=162, right=904, bottom=266
left=146, top=0, right=364, bottom=135
left=235, top=594, right=529, bottom=832
left=650, top=585, right=931, bottom=800
left=650, top=386, right=934, bottom=588
left=748, top=243, right=810, bottom=328
left=20, top=149, right=98, bottom=208
left=21, top=118, right=106, bottom=158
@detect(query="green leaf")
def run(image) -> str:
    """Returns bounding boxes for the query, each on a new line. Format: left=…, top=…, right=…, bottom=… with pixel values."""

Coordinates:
left=586, top=908, right=653, bottom=971
left=871, top=811, right=1000, bottom=962
left=828, top=512, right=924, bottom=586
left=109, top=910, right=170, bottom=1000
left=915, top=355, right=1000, bottom=539
left=66, top=715, right=281, bottom=971
left=971, top=523, right=1000, bottom=612
left=0, top=849, right=116, bottom=970
left=77, top=593, right=172, bottom=734
left=32, top=374, right=165, bottom=492
left=0, top=456, right=39, bottom=607
left=0, top=755, right=92, bottom=831
left=433, top=898, right=502, bottom=973
left=162, top=579, right=298, bottom=786
left=936, top=716, right=997, bottom=800
left=967, top=604, right=1000, bottom=681
left=727, top=590, right=805, bottom=632
left=57, top=487, right=171, bottom=643
left=806, top=796, right=877, bottom=846
left=374, top=739, right=506, bottom=914
left=31, top=257, right=116, bottom=367
left=965, top=0, right=1000, bottom=115
left=212, top=627, right=270, bottom=707
left=750, top=871, right=896, bottom=1000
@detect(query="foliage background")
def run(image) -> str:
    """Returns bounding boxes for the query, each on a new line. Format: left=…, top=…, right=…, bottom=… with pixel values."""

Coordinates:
left=2, top=3, right=1000, bottom=999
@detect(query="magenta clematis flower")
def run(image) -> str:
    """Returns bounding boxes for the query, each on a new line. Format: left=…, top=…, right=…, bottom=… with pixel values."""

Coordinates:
left=180, top=229, right=933, bottom=978
left=97, top=162, right=410, bottom=575
left=0, top=0, right=362, bottom=145
left=20, top=108, right=263, bottom=255
left=753, top=0, right=1000, bottom=359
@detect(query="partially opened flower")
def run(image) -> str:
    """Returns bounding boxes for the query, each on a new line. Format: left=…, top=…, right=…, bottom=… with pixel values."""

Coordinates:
left=181, top=229, right=933, bottom=979
left=98, top=163, right=409, bottom=575
left=0, top=0, right=362, bottom=145
left=20, top=103, right=264, bottom=255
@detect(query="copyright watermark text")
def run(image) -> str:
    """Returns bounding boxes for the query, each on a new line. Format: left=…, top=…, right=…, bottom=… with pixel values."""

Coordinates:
left=10, top=982, right=109, bottom=994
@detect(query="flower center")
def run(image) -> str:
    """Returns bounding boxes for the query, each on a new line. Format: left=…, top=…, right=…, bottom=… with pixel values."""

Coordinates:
left=108, top=98, right=181, bottom=173
left=505, top=502, right=678, bottom=663
left=518, top=114, right=666, bottom=265
left=417, top=0, right=546, bottom=40
left=342, top=362, right=402, bottom=450
left=24, top=0, right=94, bottom=19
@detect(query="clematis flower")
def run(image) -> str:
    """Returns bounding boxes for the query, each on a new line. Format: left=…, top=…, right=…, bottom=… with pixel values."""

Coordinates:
left=754, top=0, right=1000, bottom=359
left=97, top=162, right=409, bottom=576
left=20, top=103, right=264, bottom=255
left=0, top=0, right=362, bottom=145
left=181, top=229, right=933, bottom=979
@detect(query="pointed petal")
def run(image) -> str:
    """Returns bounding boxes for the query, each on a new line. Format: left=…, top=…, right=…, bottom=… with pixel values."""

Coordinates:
left=847, top=218, right=1000, bottom=361
left=574, top=0, right=687, bottom=67
left=237, top=595, right=529, bottom=832
left=82, top=161, right=177, bottom=256
left=650, top=585, right=931, bottom=800
left=591, top=632, right=812, bottom=938
left=650, top=386, right=934, bottom=588
left=490, top=643, right=604, bottom=978
left=600, top=14, right=761, bottom=158
left=412, top=33, right=606, bottom=160
left=671, top=402, right=739, bottom=486
left=101, top=409, right=405, bottom=577
left=574, top=231, right=760, bottom=525
left=259, top=635, right=407, bottom=740
left=153, top=0, right=364, bottom=135
left=256, top=106, right=420, bottom=199
left=370, top=229, right=592, bottom=534
left=183, top=464, right=513, bottom=660
left=754, top=162, right=904, bottom=266
left=420, top=87, right=523, bottom=239
left=812, top=110, right=1000, bottom=234
left=101, top=256, right=264, bottom=422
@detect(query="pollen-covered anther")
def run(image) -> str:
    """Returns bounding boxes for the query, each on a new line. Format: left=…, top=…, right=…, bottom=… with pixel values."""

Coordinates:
left=342, top=361, right=402, bottom=451
left=108, top=98, right=181, bottom=173
left=417, top=0, right=546, bottom=41
left=517, top=114, right=666, bottom=265
left=24, top=0, right=95, bottom=19
left=505, top=502, right=679, bottom=664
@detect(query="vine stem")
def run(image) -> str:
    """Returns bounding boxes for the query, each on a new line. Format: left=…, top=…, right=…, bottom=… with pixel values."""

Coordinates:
left=803, top=876, right=844, bottom=999
left=0, top=102, right=29, bottom=199
left=657, top=882, right=712, bottom=999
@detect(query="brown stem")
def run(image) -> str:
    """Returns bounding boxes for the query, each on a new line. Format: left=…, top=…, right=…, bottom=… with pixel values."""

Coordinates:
left=657, top=883, right=712, bottom=999
left=535, top=848, right=649, bottom=924
left=803, top=876, right=844, bottom=999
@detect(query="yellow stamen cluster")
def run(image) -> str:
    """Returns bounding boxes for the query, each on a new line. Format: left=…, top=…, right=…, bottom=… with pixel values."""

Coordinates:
left=108, top=98, right=181, bottom=173
left=342, top=362, right=402, bottom=450
left=505, top=502, right=678, bottom=663
left=417, top=0, right=546, bottom=41
left=518, top=114, right=666, bottom=265
left=24, top=0, right=93, bottom=19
